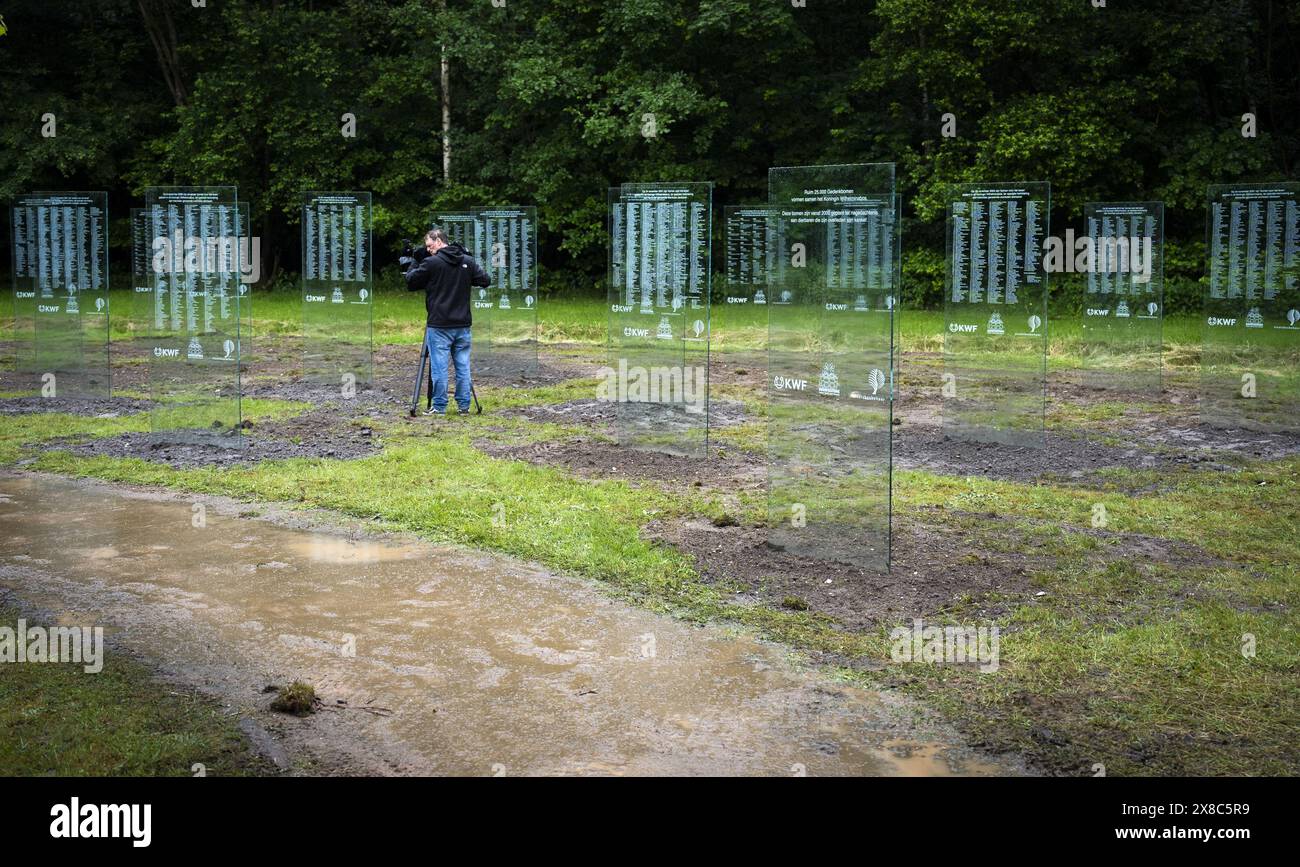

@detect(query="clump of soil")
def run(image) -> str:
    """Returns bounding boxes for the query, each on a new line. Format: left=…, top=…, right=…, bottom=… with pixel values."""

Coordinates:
left=0, top=395, right=153, bottom=416
left=269, top=681, right=319, bottom=716
left=893, top=427, right=1212, bottom=483
left=645, top=514, right=1040, bottom=633
left=646, top=505, right=1233, bottom=639
left=59, top=411, right=379, bottom=468
left=500, top=397, right=750, bottom=428
left=502, top=398, right=617, bottom=425
left=474, top=436, right=765, bottom=492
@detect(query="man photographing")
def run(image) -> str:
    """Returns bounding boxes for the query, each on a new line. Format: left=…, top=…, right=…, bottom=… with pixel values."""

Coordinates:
left=404, top=227, right=491, bottom=415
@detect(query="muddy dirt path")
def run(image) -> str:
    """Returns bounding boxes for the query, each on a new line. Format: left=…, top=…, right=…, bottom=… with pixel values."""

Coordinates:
left=0, top=473, right=1025, bottom=777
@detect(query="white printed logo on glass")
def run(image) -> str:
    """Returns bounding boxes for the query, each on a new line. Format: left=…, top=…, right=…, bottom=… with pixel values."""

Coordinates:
left=499, top=294, right=511, bottom=310
left=1027, top=314, right=1042, bottom=334
left=854, top=295, right=868, bottom=312
left=332, top=287, right=344, bottom=304
left=525, top=295, right=534, bottom=308
left=986, top=312, right=1004, bottom=335
left=223, top=339, right=235, bottom=360
left=817, top=362, right=841, bottom=397
left=753, top=289, right=766, bottom=305
left=1245, top=307, right=1264, bottom=329
left=780, top=290, right=792, bottom=304
left=656, top=316, right=673, bottom=340
left=1280, top=309, right=1300, bottom=330
left=1116, top=300, right=1130, bottom=318
left=187, top=336, right=204, bottom=359
left=850, top=368, right=888, bottom=402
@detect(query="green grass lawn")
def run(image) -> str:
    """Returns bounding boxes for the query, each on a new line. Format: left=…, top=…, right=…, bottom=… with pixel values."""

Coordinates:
left=0, top=604, right=274, bottom=776
left=2, top=290, right=1296, bottom=776
left=4, top=392, right=1295, bottom=775
left=15, top=283, right=1212, bottom=376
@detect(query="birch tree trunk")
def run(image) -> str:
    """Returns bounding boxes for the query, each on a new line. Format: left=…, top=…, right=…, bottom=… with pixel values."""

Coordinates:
left=439, top=0, right=451, bottom=182
left=137, top=0, right=187, bottom=107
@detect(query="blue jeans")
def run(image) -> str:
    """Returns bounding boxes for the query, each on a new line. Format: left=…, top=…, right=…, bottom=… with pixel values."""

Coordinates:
left=425, top=326, right=472, bottom=412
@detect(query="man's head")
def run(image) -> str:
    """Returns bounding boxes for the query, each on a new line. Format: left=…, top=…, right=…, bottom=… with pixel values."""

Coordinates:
left=425, top=228, right=449, bottom=256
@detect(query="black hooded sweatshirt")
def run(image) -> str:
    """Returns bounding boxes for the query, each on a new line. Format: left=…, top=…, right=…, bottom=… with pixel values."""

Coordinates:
left=404, top=243, right=491, bottom=328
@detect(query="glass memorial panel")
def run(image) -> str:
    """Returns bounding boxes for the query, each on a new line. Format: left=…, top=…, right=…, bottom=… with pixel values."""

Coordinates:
left=236, top=201, right=254, bottom=356
left=723, top=206, right=779, bottom=362
left=9, top=198, right=38, bottom=378
left=8, top=192, right=110, bottom=397
left=1080, top=202, right=1163, bottom=394
left=129, top=208, right=155, bottom=349
left=145, top=186, right=242, bottom=433
left=1202, top=183, right=1300, bottom=432
left=303, top=191, right=373, bottom=391
left=766, top=164, right=897, bottom=570
left=473, top=205, right=538, bottom=378
left=944, top=182, right=1050, bottom=446
left=606, top=183, right=712, bottom=457
left=433, top=210, right=477, bottom=249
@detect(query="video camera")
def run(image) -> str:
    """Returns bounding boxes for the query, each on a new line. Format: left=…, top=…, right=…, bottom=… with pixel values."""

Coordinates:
left=399, top=239, right=429, bottom=272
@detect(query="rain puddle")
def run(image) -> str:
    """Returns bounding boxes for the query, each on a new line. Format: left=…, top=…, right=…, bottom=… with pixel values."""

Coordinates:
left=0, top=473, right=1016, bottom=776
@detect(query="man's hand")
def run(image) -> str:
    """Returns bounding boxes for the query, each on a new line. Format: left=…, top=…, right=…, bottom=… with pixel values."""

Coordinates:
left=400, top=244, right=430, bottom=272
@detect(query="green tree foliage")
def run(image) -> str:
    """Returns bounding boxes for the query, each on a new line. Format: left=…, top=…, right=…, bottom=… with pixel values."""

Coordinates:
left=1, top=0, right=1296, bottom=301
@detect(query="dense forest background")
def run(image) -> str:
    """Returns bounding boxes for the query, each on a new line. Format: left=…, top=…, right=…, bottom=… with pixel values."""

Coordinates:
left=2, top=0, right=1297, bottom=310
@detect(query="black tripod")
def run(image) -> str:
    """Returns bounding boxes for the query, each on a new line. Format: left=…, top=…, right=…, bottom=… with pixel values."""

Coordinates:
left=409, top=339, right=482, bottom=416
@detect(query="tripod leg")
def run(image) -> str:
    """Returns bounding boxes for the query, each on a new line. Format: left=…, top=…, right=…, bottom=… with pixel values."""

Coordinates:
left=409, top=340, right=428, bottom=416
left=427, top=347, right=435, bottom=410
